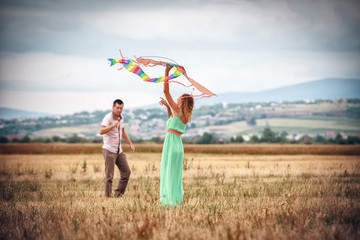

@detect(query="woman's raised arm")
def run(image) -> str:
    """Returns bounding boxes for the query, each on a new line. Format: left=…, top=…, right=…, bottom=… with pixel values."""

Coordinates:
left=163, top=65, right=180, bottom=115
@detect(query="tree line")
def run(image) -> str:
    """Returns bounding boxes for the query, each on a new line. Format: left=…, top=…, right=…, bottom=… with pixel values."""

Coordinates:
left=195, top=127, right=360, bottom=144
left=1, top=127, right=359, bottom=145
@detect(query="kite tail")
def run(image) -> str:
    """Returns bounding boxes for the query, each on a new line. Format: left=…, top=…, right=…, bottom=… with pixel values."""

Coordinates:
left=168, top=80, right=192, bottom=88
left=191, top=93, right=208, bottom=100
left=108, top=58, right=119, bottom=66
left=119, top=49, right=124, bottom=59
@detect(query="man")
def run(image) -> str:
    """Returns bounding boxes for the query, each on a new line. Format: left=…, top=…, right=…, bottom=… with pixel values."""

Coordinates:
left=100, top=99, right=135, bottom=197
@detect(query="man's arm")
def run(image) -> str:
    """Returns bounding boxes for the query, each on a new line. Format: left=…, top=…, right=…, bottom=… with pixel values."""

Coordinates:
left=122, top=128, right=135, bottom=152
left=99, top=121, right=118, bottom=135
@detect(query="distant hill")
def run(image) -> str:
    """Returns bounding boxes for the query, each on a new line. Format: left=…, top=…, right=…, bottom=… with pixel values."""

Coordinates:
left=204, top=78, right=360, bottom=104
left=0, top=107, right=50, bottom=120
left=1, top=78, right=359, bottom=119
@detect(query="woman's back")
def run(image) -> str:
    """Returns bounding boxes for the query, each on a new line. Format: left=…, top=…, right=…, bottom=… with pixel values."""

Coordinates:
left=166, top=112, right=187, bottom=133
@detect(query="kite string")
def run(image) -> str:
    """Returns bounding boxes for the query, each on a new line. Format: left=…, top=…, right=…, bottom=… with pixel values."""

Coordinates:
left=137, top=56, right=179, bottom=66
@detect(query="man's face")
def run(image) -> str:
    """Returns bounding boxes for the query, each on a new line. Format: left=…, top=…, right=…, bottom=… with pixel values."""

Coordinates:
left=112, top=103, right=124, bottom=116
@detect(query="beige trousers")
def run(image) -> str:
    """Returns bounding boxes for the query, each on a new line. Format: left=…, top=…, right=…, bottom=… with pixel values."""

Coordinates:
left=102, top=149, right=131, bottom=197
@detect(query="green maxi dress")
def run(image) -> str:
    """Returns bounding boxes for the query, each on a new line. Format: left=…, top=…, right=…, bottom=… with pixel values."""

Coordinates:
left=160, top=111, right=187, bottom=206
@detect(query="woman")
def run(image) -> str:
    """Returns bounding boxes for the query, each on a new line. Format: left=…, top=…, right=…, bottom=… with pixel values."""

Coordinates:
left=159, top=65, right=194, bottom=206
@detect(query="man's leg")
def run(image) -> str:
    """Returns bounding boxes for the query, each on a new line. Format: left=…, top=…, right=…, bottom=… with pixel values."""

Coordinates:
left=114, top=152, right=131, bottom=196
left=103, top=149, right=116, bottom=197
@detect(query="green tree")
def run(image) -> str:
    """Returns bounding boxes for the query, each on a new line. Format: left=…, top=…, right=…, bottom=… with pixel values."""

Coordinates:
left=197, top=132, right=216, bottom=144
left=92, top=138, right=103, bottom=143
left=250, top=135, right=259, bottom=143
left=230, top=135, right=244, bottom=143
left=246, top=117, right=257, bottom=126
left=346, top=136, right=360, bottom=144
left=66, top=134, right=87, bottom=143
left=20, top=135, right=31, bottom=143
left=52, top=136, right=61, bottom=142
left=335, top=133, right=346, bottom=145
left=0, top=135, right=9, bottom=143
left=313, top=135, right=326, bottom=143
left=151, top=137, right=163, bottom=144
left=347, top=98, right=360, bottom=104
left=261, top=127, right=277, bottom=142
left=275, top=133, right=287, bottom=143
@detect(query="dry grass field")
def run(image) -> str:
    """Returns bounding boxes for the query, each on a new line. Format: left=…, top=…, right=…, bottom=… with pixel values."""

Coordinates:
left=1, top=143, right=360, bottom=155
left=0, top=144, right=359, bottom=239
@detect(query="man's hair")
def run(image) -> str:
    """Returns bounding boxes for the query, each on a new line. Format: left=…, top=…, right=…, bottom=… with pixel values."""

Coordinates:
left=113, top=99, right=124, bottom=106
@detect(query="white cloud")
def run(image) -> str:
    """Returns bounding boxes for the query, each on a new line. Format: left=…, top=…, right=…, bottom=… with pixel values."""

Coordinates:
left=76, top=0, right=360, bottom=53
left=168, top=49, right=360, bottom=93
left=0, top=90, right=159, bottom=115
left=79, top=2, right=306, bottom=44
left=1, top=49, right=358, bottom=98
left=0, top=52, right=164, bottom=92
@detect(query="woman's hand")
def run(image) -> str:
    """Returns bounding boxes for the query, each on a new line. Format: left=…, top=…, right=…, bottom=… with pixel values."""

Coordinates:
left=164, top=65, right=173, bottom=93
left=159, top=97, right=170, bottom=108
left=160, top=97, right=173, bottom=118
left=165, top=64, right=173, bottom=77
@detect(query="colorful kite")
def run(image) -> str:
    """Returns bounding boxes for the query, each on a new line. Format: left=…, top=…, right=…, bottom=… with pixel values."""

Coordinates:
left=108, top=50, right=216, bottom=99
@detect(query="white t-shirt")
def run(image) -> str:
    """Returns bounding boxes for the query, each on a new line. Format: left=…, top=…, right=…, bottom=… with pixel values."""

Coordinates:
left=101, top=112, right=124, bottom=153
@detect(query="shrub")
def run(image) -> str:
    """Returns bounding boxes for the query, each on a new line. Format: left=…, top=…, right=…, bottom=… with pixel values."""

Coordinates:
left=0, top=135, right=9, bottom=143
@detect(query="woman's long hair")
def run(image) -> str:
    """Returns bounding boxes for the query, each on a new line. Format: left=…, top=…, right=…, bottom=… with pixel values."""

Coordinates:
left=180, top=93, right=194, bottom=123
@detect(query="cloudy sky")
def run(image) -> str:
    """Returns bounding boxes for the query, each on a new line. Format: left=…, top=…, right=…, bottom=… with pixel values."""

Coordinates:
left=0, top=0, right=359, bottom=114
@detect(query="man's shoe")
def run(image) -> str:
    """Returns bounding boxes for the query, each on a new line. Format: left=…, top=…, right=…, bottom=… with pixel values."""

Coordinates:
left=114, top=191, right=123, bottom=197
